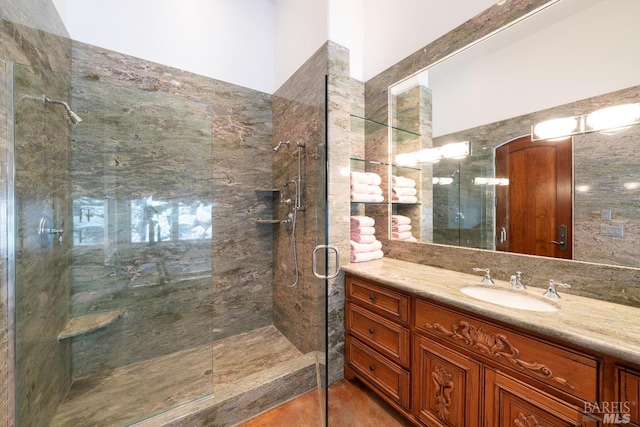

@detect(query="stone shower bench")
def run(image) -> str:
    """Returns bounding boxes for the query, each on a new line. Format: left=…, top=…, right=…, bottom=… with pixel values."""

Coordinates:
left=57, top=309, right=126, bottom=340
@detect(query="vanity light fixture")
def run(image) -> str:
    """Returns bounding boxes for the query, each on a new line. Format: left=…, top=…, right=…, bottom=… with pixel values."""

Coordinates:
left=417, top=147, right=442, bottom=164
left=440, top=141, right=470, bottom=159
left=395, top=141, right=470, bottom=167
left=395, top=152, right=419, bottom=167
left=531, top=116, right=582, bottom=141
left=585, top=103, right=640, bottom=135
left=473, top=177, right=509, bottom=186
left=531, top=102, right=640, bottom=141
left=433, top=177, right=454, bottom=185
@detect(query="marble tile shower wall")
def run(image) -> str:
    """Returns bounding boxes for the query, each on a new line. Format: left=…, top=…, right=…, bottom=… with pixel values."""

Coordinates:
left=365, top=0, right=640, bottom=307
left=1, top=1, right=72, bottom=424
left=69, top=41, right=274, bottom=375
left=271, top=42, right=352, bottom=386
left=272, top=43, right=329, bottom=355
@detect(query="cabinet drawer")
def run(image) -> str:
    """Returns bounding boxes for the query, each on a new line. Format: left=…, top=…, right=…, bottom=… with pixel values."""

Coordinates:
left=346, top=274, right=409, bottom=323
left=346, top=335, right=410, bottom=409
left=346, top=303, right=410, bottom=366
left=485, top=369, right=599, bottom=426
left=414, top=298, right=599, bottom=402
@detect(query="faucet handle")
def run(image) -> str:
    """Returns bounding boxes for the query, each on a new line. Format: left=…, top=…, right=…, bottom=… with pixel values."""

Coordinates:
left=473, top=267, right=495, bottom=285
left=543, top=279, right=571, bottom=300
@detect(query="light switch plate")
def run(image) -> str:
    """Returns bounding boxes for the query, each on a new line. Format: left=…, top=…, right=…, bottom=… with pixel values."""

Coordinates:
left=600, top=224, right=624, bottom=237
left=601, top=210, right=612, bottom=221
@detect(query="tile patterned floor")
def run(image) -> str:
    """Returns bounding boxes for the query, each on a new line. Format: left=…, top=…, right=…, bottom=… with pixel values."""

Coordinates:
left=235, top=378, right=414, bottom=427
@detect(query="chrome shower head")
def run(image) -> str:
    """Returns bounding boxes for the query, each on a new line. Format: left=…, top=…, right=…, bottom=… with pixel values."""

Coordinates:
left=273, top=141, right=290, bottom=152
left=23, top=94, right=82, bottom=125
left=66, top=109, right=83, bottom=125
left=43, top=96, right=83, bottom=125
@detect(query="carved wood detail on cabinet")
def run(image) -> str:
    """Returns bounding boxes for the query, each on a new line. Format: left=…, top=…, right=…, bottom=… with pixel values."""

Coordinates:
left=514, top=413, right=542, bottom=427
left=432, top=365, right=454, bottom=420
left=414, top=298, right=599, bottom=403
left=413, top=334, right=480, bottom=426
left=426, top=319, right=574, bottom=390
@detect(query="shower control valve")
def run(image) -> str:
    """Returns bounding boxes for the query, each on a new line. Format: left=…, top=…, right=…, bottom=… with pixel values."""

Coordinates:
left=38, top=216, right=64, bottom=248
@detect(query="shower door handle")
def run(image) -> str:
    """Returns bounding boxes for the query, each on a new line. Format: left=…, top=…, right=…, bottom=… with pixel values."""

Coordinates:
left=312, top=245, right=341, bottom=279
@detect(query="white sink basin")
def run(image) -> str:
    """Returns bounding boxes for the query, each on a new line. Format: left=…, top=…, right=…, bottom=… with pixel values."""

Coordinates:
left=460, top=285, right=559, bottom=312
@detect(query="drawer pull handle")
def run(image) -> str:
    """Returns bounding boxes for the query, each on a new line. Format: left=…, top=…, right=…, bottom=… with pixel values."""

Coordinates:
left=368, top=327, right=375, bottom=334
left=369, top=364, right=375, bottom=371
left=369, top=294, right=376, bottom=301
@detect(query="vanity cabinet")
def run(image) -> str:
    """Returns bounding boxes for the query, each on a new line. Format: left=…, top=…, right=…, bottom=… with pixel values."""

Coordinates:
left=344, top=272, right=640, bottom=426
left=344, top=275, right=412, bottom=415
left=413, top=298, right=599, bottom=426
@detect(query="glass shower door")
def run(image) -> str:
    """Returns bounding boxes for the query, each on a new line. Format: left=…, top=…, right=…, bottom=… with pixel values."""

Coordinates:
left=12, top=63, right=74, bottom=427
left=12, top=62, right=215, bottom=427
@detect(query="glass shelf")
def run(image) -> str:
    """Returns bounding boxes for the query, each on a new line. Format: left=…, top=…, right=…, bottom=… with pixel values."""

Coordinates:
left=350, top=114, right=421, bottom=137
left=350, top=157, right=390, bottom=166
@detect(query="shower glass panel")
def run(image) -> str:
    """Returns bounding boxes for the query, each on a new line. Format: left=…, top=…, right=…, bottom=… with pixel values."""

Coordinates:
left=13, top=63, right=74, bottom=427
left=14, top=62, right=214, bottom=426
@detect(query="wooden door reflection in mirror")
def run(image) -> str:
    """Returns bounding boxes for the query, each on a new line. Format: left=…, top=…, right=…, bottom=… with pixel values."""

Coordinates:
left=495, top=135, right=572, bottom=259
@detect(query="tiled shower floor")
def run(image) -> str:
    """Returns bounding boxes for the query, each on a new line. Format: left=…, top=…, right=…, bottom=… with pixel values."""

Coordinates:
left=51, top=325, right=305, bottom=427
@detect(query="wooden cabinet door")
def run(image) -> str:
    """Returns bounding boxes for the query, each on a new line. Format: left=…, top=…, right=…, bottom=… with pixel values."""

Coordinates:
left=617, top=367, right=640, bottom=426
left=413, top=334, right=481, bottom=426
left=485, top=369, right=599, bottom=427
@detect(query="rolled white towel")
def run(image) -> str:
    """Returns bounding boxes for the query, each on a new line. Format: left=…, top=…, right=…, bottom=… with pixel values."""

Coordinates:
left=350, top=249, right=384, bottom=263
left=350, top=239, right=382, bottom=253
left=392, top=231, right=414, bottom=240
left=392, top=215, right=412, bottom=226
left=350, top=215, right=375, bottom=228
left=392, top=175, right=416, bottom=188
left=350, top=234, right=376, bottom=244
left=392, top=224, right=412, bottom=233
left=351, top=193, right=384, bottom=203
left=351, top=183, right=383, bottom=195
left=392, top=195, right=418, bottom=204
left=404, top=236, right=418, bottom=242
left=392, top=186, right=417, bottom=197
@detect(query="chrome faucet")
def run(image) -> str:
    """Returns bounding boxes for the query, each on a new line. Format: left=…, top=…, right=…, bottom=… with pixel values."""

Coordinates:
left=473, top=268, right=494, bottom=285
left=510, top=271, right=526, bottom=290
left=543, top=279, right=571, bottom=300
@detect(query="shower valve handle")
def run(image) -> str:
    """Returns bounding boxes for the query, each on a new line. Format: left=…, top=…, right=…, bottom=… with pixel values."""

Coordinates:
left=38, top=216, right=64, bottom=247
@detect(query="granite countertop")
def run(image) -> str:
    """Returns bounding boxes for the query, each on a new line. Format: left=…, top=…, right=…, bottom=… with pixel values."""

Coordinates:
left=342, top=258, right=640, bottom=366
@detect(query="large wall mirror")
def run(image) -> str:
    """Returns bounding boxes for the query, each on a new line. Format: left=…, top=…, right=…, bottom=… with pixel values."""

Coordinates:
left=388, top=0, right=640, bottom=269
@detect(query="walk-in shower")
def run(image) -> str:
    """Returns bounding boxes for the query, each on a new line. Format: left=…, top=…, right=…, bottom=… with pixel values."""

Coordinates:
left=9, top=57, right=323, bottom=427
